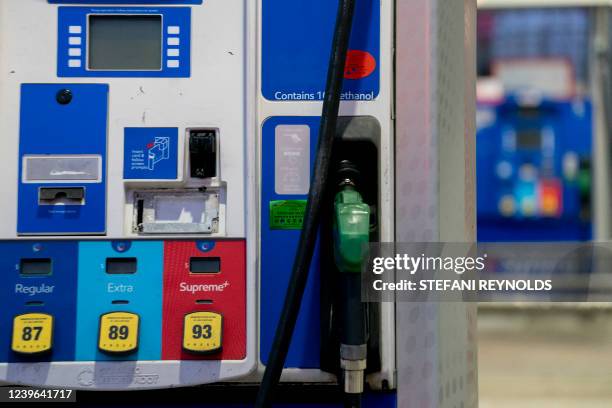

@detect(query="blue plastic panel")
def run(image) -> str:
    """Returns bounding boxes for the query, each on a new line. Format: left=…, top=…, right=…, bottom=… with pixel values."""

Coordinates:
left=17, top=84, right=108, bottom=235
left=57, top=7, right=191, bottom=78
left=0, top=241, right=78, bottom=363
left=123, top=128, right=178, bottom=180
left=260, top=117, right=321, bottom=368
left=75, top=241, right=164, bottom=361
left=262, top=0, right=380, bottom=101
left=212, top=393, right=397, bottom=408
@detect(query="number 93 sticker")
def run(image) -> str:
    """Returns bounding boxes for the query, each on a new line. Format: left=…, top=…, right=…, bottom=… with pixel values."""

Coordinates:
left=98, top=312, right=140, bottom=354
left=183, top=311, right=223, bottom=354
left=12, top=313, right=54, bottom=354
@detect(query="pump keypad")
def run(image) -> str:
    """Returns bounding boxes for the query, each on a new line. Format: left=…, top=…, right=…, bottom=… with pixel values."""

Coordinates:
left=98, top=312, right=140, bottom=354
left=11, top=313, right=54, bottom=354
left=183, top=312, right=223, bottom=354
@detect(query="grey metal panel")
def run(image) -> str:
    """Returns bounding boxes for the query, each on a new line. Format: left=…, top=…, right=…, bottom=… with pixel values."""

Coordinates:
left=395, top=0, right=478, bottom=407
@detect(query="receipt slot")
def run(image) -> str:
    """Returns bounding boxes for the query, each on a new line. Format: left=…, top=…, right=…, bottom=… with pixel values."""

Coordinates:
left=162, top=241, right=245, bottom=360
left=75, top=242, right=163, bottom=361
left=17, top=84, right=108, bottom=235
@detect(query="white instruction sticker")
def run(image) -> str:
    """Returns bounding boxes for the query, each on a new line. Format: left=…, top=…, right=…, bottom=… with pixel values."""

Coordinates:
left=275, top=125, right=310, bottom=195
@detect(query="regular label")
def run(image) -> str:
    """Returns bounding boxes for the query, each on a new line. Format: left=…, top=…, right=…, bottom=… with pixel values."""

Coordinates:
left=98, top=312, right=140, bottom=354
left=183, top=312, right=223, bottom=354
left=270, top=200, right=306, bottom=230
left=11, top=313, right=54, bottom=354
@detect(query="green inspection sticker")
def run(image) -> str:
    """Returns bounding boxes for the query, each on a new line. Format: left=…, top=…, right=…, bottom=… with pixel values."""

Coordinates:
left=269, top=200, right=307, bottom=230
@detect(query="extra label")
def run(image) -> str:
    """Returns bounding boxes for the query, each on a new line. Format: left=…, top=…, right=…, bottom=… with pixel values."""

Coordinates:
left=11, top=313, right=54, bottom=354
left=98, top=312, right=140, bottom=354
left=269, top=200, right=306, bottom=230
left=183, top=312, right=223, bottom=354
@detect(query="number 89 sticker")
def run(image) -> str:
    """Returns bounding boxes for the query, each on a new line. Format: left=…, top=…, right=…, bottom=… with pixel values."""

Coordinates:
left=98, top=312, right=140, bottom=354
left=183, top=311, right=223, bottom=354
left=11, top=313, right=54, bottom=354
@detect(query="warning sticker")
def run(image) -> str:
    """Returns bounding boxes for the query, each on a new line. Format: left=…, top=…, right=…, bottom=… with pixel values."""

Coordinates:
left=123, top=127, right=178, bottom=180
left=269, top=200, right=307, bottom=230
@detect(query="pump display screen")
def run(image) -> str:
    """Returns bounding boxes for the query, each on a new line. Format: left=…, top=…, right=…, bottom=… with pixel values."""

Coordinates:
left=20, top=259, right=52, bottom=276
left=189, top=257, right=221, bottom=274
left=88, top=15, right=162, bottom=71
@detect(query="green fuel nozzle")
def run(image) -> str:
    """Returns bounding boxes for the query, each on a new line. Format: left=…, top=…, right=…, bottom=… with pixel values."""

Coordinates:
left=333, top=161, right=370, bottom=403
left=334, top=186, right=371, bottom=274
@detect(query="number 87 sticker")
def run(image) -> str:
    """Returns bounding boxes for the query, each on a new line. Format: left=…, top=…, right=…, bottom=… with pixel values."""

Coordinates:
left=11, top=313, right=54, bottom=354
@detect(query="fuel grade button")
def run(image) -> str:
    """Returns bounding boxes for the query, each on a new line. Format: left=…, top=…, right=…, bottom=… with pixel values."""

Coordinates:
left=183, top=311, right=223, bottom=354
left=98, top=312, right=140, bottom=354
left=11, top=313, right=54, bottom=355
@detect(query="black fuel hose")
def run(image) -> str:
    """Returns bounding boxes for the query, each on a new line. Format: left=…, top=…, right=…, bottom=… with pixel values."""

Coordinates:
left=254, top=1, right=356, bottom=406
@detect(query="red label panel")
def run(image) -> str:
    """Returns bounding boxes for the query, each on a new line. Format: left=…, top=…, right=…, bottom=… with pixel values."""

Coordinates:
left=539, top=179, right=563, bottom=218
left=162, top=241, right=246, bottom=360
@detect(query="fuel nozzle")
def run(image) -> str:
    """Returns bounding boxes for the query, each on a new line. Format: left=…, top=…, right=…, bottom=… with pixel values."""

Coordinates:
left=333, top=160, right=370, bottom=405
left=336, top=160, right=362, bottom=189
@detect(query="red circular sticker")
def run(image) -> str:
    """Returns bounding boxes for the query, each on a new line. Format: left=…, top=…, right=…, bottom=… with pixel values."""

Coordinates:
left=344, top=50, right=376, bottom=80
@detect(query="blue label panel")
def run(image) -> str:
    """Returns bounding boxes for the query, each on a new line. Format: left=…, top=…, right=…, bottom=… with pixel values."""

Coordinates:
left=57, top=7, right=191, bottom=78
left=124, top=128, right=179, bottom=180
left=262, top=0, right=380, bottom=101
left=75, top=241, right=164, bottom=361
left=17, top=84, right=108, bottom=235
left=260, top=117, right=322, bottom=368
left=0, top=242, right=78, bottom=363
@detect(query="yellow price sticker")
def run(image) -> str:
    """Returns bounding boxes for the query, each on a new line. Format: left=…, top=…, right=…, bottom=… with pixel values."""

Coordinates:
left=98, top=312, right=140, bottom=354
left=183, top=312, right=223, bottom=354
left=12, top=313, right=54, bottom=354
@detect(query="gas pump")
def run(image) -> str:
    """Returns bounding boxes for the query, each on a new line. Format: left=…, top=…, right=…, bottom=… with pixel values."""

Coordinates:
left=0, top=0, right=478, bottom=407
left=477, top=96, right=593, bottom=242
